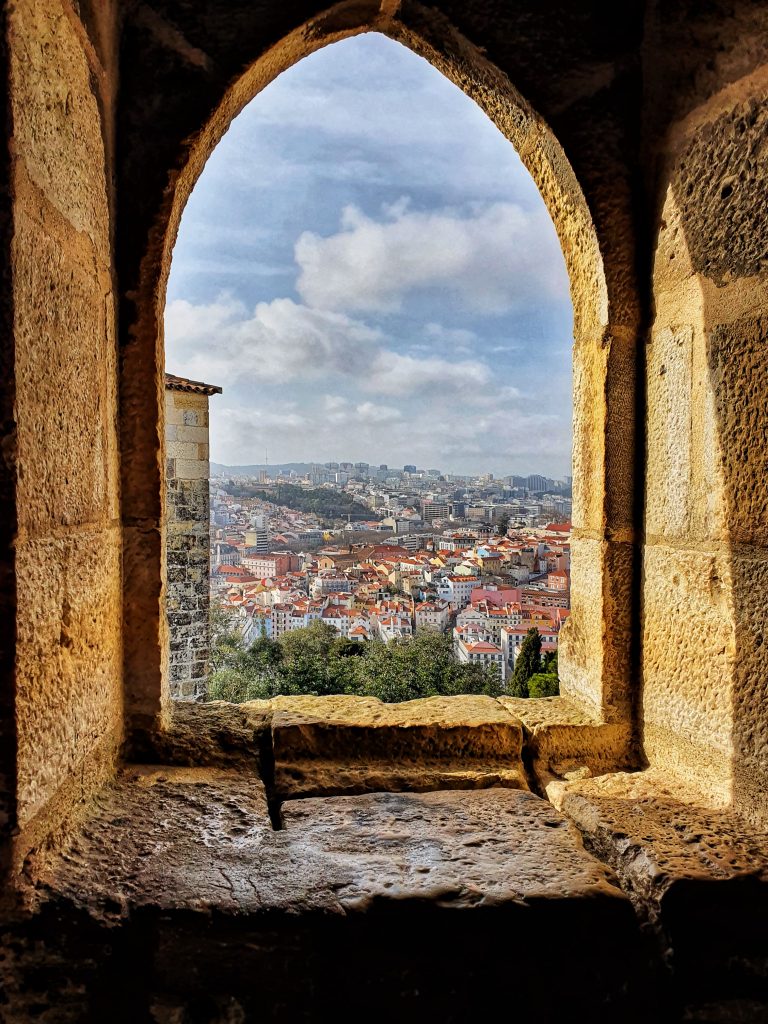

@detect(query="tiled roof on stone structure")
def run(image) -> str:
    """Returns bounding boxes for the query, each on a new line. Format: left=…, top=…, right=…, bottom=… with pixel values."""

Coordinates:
left=165, top=372, right=222, bottom=395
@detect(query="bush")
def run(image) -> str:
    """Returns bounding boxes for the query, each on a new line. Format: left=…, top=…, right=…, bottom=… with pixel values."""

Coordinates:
left=527, top=672, right=560, bottom=698
left=206, top=618, right=501, bottom=704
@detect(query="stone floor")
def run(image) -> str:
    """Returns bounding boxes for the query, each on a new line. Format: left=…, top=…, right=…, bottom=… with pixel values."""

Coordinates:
left=4, top=699, right=767, bottom=1022
left=13, top=767, right=647, bottom=1022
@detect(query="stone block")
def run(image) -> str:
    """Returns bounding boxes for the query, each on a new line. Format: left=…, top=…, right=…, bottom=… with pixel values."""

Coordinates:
left=34, top=783, right=646, bottom=1021
left=560, top=537, right=633, bottom=721
left=708, top=315, right=768, bottom=547
left=39, top=766, right=271, bottom=911
left=166, top=441, right=199, bottom=461
left=551, top=770, right=768, bottom=1014
left=571, top=336, right=608, bottom=533
left=271, top=694, right=527, bottom=798
left=641, top=543, right=734, bottom=801
left=15, top=526, right=123, bottom=827
left=645, top=324, right=693, bottom=540
left=498, top=694, right=634, bottom=778
left=727, top=547, right=768, bottom=826
left=14, top=211, right=119, bottom=535
left=10, top=0, right=110, bottom=252
left=673, top=98, right=768, bottom=285
left=173, top=459, right=209, bottom=480
left=164, top=399, right=185, bottom=426
left=175, top=425, right=209, bottom=443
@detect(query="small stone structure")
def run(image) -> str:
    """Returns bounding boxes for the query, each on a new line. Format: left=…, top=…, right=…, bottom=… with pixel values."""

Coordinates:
left=165, top=373, right=221, bottom=700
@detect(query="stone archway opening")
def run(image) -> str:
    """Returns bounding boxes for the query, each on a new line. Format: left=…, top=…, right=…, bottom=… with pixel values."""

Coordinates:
left=119, top=4, right=635, bottom=788
left=160, top=30, right=587, bottom=715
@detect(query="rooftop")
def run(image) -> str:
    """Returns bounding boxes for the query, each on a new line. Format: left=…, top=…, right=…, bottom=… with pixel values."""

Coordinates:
left=165, top=371, right=223, bottom=396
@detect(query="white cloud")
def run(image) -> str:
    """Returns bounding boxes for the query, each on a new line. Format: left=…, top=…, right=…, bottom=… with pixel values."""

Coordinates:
left=164, top=34, right=574, bottom=477
left=165, top=295, right=381, bottom=384
left=295, top=200, right=568, bottom=315
left=422, top=323, right=478, bottom=348
left=355, top=401, right=402, bottom=424
left=365, top=351, right=491, bottom=395
left=165, top=295, right=498, bottom=400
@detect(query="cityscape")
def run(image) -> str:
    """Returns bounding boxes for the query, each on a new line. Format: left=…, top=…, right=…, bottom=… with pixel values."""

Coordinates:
left=208, top=459, right=571, bottom=693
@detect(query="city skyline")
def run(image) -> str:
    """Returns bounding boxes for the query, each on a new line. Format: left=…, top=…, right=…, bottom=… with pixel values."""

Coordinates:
left=210, top=458, right=572, bottom=484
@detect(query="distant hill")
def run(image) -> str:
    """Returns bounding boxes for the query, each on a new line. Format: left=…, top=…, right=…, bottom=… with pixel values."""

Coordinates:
left=210, top=462, right=313, bottom=477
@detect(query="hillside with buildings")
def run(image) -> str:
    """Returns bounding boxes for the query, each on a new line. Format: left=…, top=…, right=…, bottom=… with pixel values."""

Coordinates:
left=209, top=466, right=571, bottom=697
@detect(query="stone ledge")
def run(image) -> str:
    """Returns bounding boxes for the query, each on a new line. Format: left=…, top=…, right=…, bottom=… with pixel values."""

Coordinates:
left=131, top=700, right=273, bottom=769
left=499, top=694, right=636, bottom=780
left=32, top=766, right=272, bottom=915
left=270, top=695, right=527, bottom=798
left=133, top=695, right=638, bottom=801
left=35, top=772, right=629, bottom=918
left=548, top=769, right=768, bottom=1014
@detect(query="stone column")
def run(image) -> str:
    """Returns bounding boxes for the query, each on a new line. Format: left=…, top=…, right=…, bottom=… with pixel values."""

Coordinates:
left=164, top=374, right=221, bottom=700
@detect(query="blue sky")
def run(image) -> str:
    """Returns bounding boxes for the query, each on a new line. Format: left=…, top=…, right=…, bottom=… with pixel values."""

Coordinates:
left=165, top=33, right=573, bottom=477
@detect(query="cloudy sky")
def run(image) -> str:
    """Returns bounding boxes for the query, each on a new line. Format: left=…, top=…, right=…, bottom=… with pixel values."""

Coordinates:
left=165, top=33, right=573, bottom=477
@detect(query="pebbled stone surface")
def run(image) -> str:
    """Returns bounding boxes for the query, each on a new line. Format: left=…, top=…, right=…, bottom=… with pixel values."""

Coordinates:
left=550, top=769, right=768, bottom=1014
left=16, top=778, right=646, bottom=1022
left=499, top=694, right=635, bottom=780
left=271, top=694, right=527, bottom=798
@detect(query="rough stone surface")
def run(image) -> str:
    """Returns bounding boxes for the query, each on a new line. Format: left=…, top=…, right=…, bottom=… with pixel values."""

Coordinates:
left=271, top=694, right=528, bottom=797
left=33, top=767, right=270, bottom=914
left=165, top=388, right=214, bottom=700
left=550, top=770, right=768, bottom=1014
left=708, top=315, right=768, bottom=548
left=674, top=99, right=768, bottom=285
left=12, top=780, right=646, bottom=1021
left=15, top=530, right=123, bottom=830
left=133, top=699, right=273, bottom=769
left=9, top=0, right=110, bottom=251
left=5, top=0, right=123, bottom=866
left=499, top=694, right=635, bottom=780
left=641, top=544, right=735, bottom=806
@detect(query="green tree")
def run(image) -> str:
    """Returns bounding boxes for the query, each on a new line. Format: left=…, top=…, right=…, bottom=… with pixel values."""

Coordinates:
left=277, top=621, right=359, bottom=696
left=508, top=628, right=542, bottom=698
left=527, top=672, right=560, bottom=698
left=209, top=602, right=247, bottom=672
left=206, top=621, right=502, bottom=704
left=542, top=649, right=558, bottom=676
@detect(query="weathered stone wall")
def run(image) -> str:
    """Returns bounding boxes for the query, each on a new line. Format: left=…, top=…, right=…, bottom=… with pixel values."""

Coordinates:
left=1, top=0, right=123, bottom=869
left=640, top=3, right=768, bottom=823
left=0, top=0, right=766, bottom=892
left=165, top=388, right=212, bottom=699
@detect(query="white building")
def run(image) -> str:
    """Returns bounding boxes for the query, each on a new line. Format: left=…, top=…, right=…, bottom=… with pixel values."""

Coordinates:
left=435, top=574, right=480, bottom=610
left=454, top=634, right=504, bottom=674
left=310, top=573, right=354, bottom=598
left=377, top=615, right=413, bottom=642
left=414, top=600, right=451, bottom=632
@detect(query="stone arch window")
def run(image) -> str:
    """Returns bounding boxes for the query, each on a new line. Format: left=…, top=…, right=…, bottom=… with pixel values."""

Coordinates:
left=119, top=3, right=637, bottom=762
left=162, top=32, right=574, bottom=707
